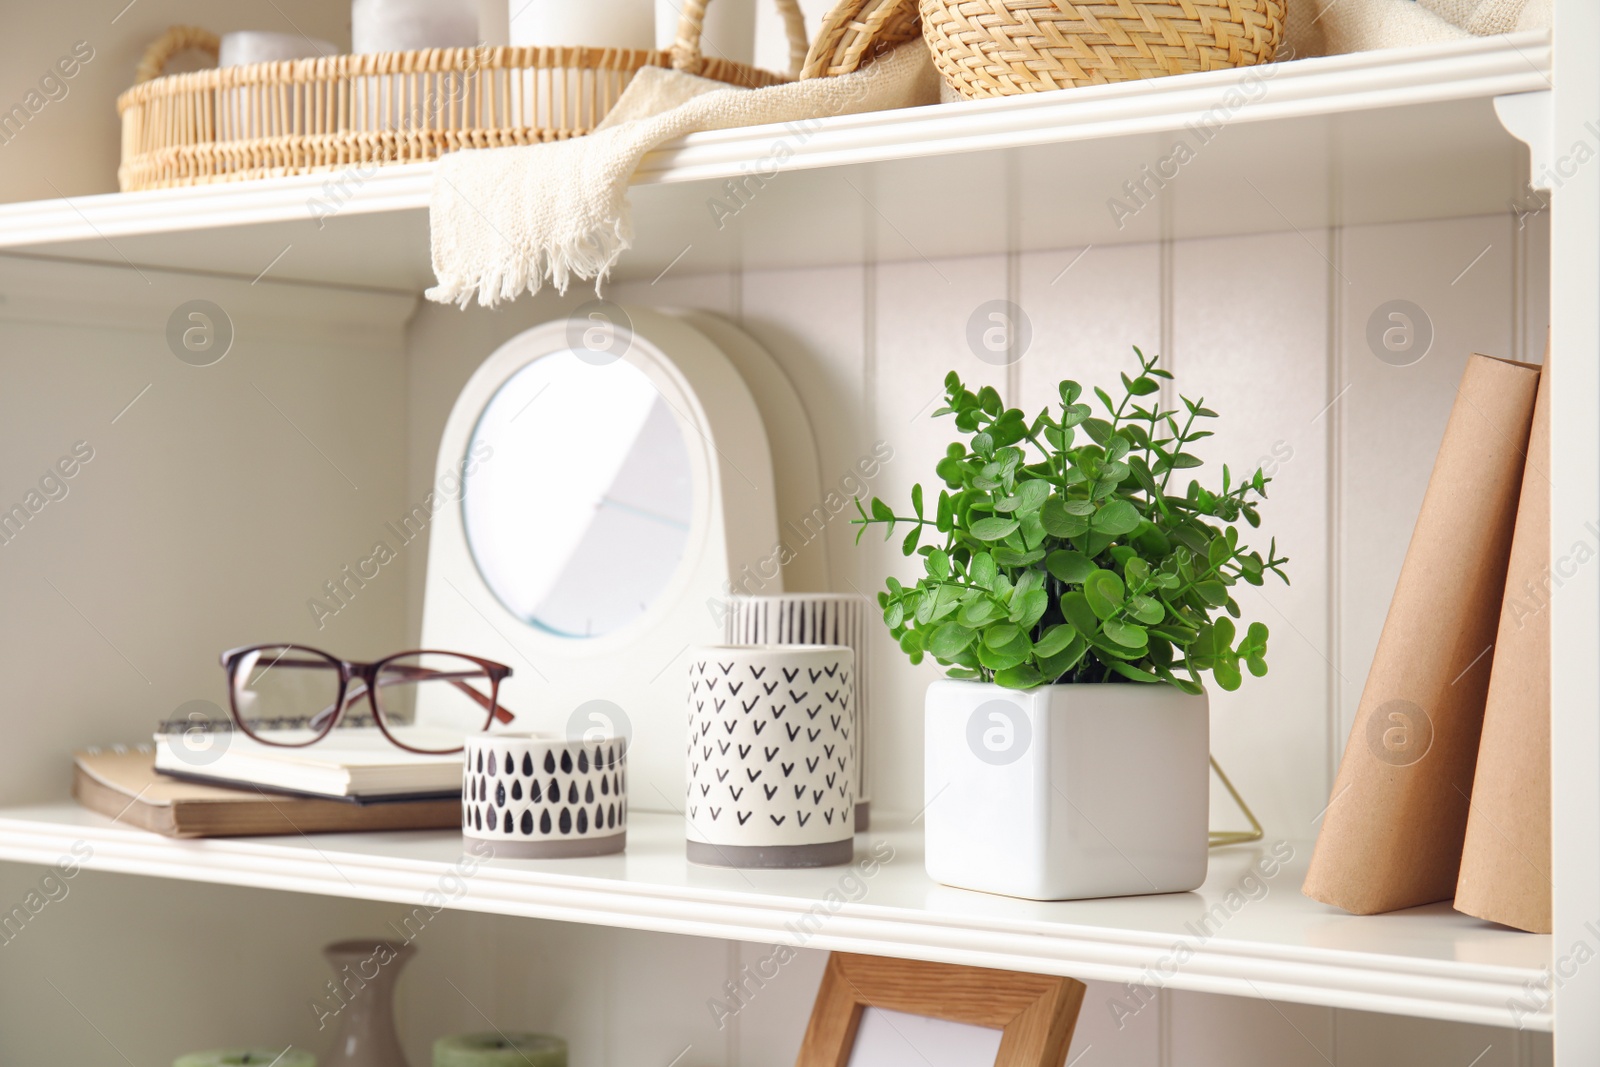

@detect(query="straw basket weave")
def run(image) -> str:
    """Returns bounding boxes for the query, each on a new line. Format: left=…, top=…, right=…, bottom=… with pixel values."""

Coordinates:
left=801, top=0, right=922, bottom=79
left=117, top=0, right=808, bottom=191
left=920, top=0, right=1285, bottom=99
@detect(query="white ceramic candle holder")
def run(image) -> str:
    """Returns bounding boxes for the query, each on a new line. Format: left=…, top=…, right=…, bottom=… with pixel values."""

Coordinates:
left=509, top=0, right=656, bottom=49
left=725, top=594, right=872, bottom=829
left=353, top=0, right=479, bottom=53
left=686, top=644, right=855, bottom=868
left=218, top=31, right=338, bottom=67
left=463, top=734, right=627, bottom=857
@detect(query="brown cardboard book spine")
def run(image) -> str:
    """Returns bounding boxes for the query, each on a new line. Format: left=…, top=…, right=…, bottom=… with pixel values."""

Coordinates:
left=1303, top=354, right=1541, bottom=915
left=1455, top=356, right=1553, bottom=933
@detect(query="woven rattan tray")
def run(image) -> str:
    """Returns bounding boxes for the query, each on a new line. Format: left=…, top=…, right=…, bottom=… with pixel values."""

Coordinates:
left=117, top=0, right=807, bottom=191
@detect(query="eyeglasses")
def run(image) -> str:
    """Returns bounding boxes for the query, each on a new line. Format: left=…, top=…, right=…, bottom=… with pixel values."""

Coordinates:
left=220, top=645, right=515, bottom=755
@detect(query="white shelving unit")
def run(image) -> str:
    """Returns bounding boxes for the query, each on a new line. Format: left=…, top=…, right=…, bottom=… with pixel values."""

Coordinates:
left=0, top=6, right=1589, bottom=1065
left=0, top=33, right=1550, bottom=287
left=0, top=805, right=1549, bottom=1030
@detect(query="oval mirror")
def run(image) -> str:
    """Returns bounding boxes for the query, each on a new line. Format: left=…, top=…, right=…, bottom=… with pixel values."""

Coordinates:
left=462, top=350, right=694, bottom=638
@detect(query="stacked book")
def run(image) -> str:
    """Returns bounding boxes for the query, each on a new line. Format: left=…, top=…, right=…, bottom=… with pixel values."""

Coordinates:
left=1304, top=351, right=1551, bottom=933
left=74, top=723, right=465, bottom=838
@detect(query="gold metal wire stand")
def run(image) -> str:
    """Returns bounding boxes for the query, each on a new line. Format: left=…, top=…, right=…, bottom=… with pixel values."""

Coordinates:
left=1208, top=754, right=1264, bottom=848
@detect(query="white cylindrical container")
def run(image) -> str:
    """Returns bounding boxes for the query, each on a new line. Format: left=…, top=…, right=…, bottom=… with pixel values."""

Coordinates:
left=509, top=0, right=656, bottom=49
left=726, top=594, right=872, bottom=829
left=686, top=644, right=855, bottom=868
left=354, top=0, right=479, bottom=53
left=654, top=0, right=755, bottom=66
left=463, top=733, right=627, bottom=857
left=218, top=31, right=338, bottom=66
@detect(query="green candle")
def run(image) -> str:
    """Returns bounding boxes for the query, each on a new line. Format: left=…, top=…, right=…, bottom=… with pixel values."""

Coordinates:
left=174, top=1050, right=315, bottom=1067
left=433, top=1033, right=566, bottom=1067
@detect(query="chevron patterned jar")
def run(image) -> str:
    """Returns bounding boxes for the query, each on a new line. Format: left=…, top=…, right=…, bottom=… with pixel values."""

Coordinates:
left=685, top=644, right=855, bottom=868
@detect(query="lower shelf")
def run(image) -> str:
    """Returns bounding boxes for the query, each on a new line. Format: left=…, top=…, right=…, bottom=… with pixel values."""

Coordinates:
left=0, top=803, right=1550, bottom=1030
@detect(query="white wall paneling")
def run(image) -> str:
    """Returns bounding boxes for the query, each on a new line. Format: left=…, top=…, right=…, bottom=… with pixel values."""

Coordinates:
left=0, top=169, right=1555, bottom=1067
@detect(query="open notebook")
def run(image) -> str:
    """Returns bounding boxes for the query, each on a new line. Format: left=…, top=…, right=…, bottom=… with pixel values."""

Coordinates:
left=152, top=724, right=465, bottom=801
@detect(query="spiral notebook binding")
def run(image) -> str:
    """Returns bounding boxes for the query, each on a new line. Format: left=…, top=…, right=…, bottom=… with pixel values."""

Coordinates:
left=154, top=713, right=378, bottom=735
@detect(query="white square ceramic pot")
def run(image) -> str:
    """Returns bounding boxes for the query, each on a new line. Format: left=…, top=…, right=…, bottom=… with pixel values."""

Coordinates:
left=924, top=680, right=1208, bottom=900
left=725, top=594, right=872, bottom=830
left=686, top=644, right=855, bottom=868
left=463, top=734, right=626, bottom=858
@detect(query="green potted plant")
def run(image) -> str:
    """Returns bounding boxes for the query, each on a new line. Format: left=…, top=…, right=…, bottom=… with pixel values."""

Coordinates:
left=855, top=348, right=1288, bottom=900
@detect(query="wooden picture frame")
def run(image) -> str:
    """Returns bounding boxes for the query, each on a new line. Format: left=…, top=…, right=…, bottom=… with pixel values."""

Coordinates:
left=795, top=953, right=1086, bottom=1067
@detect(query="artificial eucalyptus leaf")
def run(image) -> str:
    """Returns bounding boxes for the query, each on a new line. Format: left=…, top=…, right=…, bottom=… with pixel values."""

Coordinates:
left=1040, top=497, right=1090, bottom=538
left=1082, top=417, right=1115, bottom=446
left=1107, top=660, right=1161, bottom=683
left=970, top=551, right=998, bottom=589
left=975, top=641, right=1029, bottom=672
left=1045, top=549, right=1095, bottom=584
left=1059, top=591, right=1099, bottom=635
left=1033, top=624, right=1076, bottom=658
left=1013, top=479, right=1050, bottom=514
left=1127, top=594, right=1164, bottom=625
left=995, top=664, right=1044, bottom=690
left=992, top=547, right=1045, bottom=567
left=969, top=517, right=1019, bottom=541
left=1214, top=655, right=1243, bottom=691
left=1083, top=569, right=1126, bottom=620
left=958, top=598, right=999, bottom=627
left=1091, top=499, right=1141, bottom=536
left=929, top=622, right=976, bottom=659
left=1101, top=618, right=1148, bottom=649
left=984, top=623, right=1021, bottom=649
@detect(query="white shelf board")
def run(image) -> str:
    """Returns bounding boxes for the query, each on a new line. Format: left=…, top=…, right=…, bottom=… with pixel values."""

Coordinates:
left=0, top=803, right=1550, bottom=1030
left=0, top=33, right=1550, bottom=290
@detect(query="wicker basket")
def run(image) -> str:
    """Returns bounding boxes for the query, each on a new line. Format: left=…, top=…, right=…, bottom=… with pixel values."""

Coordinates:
left=802, top=0, right=923, bottom=79
left=920, top=0, right=1285, bottom=99
left=117, top=0, right=808, bottom=191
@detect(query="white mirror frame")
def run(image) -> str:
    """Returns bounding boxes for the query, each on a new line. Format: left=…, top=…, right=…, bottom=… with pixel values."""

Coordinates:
left=421, top=308, right=784, bottom=810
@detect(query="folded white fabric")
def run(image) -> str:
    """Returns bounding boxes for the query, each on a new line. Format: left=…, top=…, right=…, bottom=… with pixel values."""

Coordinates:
left=427, top=41, right=939, bottom=307
left=1285, top=0, right=1549, bottom=59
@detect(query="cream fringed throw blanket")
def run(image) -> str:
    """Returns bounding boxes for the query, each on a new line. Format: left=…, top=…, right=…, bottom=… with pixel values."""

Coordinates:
left=426, top=42, right=939, bottom=308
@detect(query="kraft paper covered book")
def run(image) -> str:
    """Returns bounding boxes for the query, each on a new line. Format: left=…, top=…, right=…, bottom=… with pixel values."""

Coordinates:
left=1455, top=353, right=1553, bottom=933
left=1304, top=353, right=1541, bottom=915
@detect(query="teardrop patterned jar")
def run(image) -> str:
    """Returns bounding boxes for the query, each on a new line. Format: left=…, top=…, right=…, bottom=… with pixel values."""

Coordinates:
left=686, top=644, right=855, bottom=868
left=462, top=734, right=627, bottom=857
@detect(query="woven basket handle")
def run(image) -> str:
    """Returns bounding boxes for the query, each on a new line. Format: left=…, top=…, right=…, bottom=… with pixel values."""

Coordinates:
left=135, top=25, right=220, bottom=84
left=672, top=0, right=808, bottom=79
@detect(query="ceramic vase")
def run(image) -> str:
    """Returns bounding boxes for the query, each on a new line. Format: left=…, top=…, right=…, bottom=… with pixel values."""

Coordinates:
left=321, top=939, right=413, bottom=1067
left=463, top=734, right=627, bottom=857
left=686, top=644, right=855, bottom=868
left=726, top=593, right=872, bottom=829
left=923, top=679, right=1209, bottom=900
